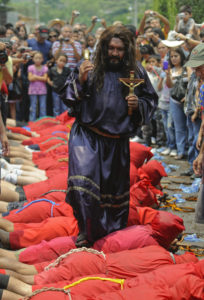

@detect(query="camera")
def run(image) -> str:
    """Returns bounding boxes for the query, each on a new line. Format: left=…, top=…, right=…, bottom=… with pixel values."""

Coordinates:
left=17, top=46, right=32, bottom=53
left=149, top=11, right=154, bottom=16
left=178, top=13, right=185, bottom=19
left=96, top=18, right=101, bottom=22
left=0, top=49, right=8, bottom=65
left=74, top=11, right=80, bottom=16
left=162, top=61, right=169, bottom=70
left=24, top=54, right=31, bottom=61
left=60, top=37, right=70, bottom=42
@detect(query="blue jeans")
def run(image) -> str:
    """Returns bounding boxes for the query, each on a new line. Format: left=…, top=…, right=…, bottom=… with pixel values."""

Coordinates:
left=160, top=109, right=176, bottom=150
left=187, top=114, right=201, bottom=168
left=170, top=99, right=187, bottom=155
left=52, top=91, right=67, bottom=117
left=29, top=94, right=47, bottom=121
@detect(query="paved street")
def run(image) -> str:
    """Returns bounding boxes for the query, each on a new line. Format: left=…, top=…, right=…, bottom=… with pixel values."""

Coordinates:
left=157, top=150, right=204, bottom=256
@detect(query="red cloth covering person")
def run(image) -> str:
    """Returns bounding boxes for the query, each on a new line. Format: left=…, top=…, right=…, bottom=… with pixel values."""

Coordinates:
left=10, top=215, right=78, bottom=250
left=23, top=260, right=204, bottom=299
left=33, top=245, right=197, bottom=285
left=27, top=112, right=75, bottom=132
left=129, top=142, right=153, bottom=168
left=7, top=126, right=32, bottom=137
left=23, top=170, right=68, bottom=201
left=7, top=203, right=184, bottom=250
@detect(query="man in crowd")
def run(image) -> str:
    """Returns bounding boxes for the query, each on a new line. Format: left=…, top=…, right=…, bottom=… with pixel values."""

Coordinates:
left=52, top=24, right=82, bottom=70
left=27, top=25, right=52, bottom=63
left=62, top=25, right=158, bottom=247
left=187, top=44, right=204, bottom=224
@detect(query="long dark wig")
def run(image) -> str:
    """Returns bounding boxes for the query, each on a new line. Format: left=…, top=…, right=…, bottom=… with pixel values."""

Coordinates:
left=92, top=25, right=139, bottom=91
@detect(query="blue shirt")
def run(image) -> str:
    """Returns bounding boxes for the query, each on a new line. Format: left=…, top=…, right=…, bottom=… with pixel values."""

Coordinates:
left=27, top=39, right=52, bottom=63
left=199, top=84, right=204, bottom=109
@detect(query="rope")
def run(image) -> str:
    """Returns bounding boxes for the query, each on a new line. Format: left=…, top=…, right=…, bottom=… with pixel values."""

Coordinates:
left=41, top=136, right=67, bottom=144
left=177, top=244, right=204, bottom=257
left=40, top=189, right=67, bottom=197
left=51, top=130, right=68, bottom=135
left=185, top=196, right=197, bottom=201
left=44, top=247, right=106, bottom=271
left=63, top=276, right=125, bottom=290
left=23, top=287, right=72, bottom=300
left=15, top=199, right=60, bottom=217
left=173, top=233, right=204, bottom=257
left=159, top=198, right=195, bottom=213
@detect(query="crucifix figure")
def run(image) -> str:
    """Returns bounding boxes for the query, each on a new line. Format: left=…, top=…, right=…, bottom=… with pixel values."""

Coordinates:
left=119, top=71, right=144, bottom=115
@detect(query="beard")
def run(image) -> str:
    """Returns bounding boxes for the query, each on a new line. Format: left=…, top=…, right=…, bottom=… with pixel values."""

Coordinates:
left=105, top=56, right=124, bottom=72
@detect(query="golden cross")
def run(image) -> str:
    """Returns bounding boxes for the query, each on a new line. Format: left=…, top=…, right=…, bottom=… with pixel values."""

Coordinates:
left=119, top=71, right=144, bottom=115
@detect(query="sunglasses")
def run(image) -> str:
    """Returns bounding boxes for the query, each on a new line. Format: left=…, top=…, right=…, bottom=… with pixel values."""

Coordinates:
left=49, top=35, right=57, bottom=38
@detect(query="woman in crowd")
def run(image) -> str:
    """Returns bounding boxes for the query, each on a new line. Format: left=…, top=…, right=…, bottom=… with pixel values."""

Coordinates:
left=166, top=47, right=191, bottom=160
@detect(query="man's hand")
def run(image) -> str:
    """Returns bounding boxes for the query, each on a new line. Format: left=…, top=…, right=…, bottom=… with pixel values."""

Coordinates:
left=196, top=131, right=203, bottom=150
left=193, top=153, right=203, bottom=175
left=101, top=19, right=107, bottom=28
left=0, top=42, right=5, bottom=51
left=72, top=10, right=80, bottom=19
left=91, top=16, right=98, bottom=24
left=0, top=132, right=9, bottom=156
left=196, top=120, right=204, bottom=149
left=125, top=95, right=139, bottom=110
left=79, top=60, right=94, bottom=84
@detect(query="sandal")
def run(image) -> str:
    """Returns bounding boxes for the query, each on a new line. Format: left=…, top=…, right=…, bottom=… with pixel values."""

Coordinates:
left=75, top=233, right=91, bottom=248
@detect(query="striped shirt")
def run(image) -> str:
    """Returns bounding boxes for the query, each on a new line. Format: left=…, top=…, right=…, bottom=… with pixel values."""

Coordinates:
left=52, top=41, right=82, bottom=70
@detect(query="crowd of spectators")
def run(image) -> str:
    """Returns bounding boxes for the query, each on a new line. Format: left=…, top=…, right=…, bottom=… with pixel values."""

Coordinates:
left=0, top=4, right=204, bottom=175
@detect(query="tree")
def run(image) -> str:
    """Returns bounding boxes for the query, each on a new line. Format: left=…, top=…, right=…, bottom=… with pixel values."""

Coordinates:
left=153, top=0, right=176, bottom=29
left=9, top=0, right=154, bottom=29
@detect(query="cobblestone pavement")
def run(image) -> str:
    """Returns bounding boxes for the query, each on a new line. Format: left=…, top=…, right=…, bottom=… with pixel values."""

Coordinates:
left=158, top=151, right=204, bottom=257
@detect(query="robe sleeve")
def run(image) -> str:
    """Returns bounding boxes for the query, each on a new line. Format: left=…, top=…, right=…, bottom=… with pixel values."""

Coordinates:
left=59, top=66, right=92, bottom=117
left=133, top=63, right=158, bottom=126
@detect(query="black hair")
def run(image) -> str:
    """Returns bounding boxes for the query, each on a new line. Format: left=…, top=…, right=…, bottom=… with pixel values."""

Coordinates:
left=16, top=24, right=28, bottom=40
left=200, top=30, right=204, bottom=38
left=0, top=26, right=6, bottom=36
left=179, top=5, right=192, bottom=14
left=144, top=26, right=152, bottom=33
left=49, top=27, right=60, bottom=36
left=169, top=47, right=186, bottom=68
left=146, top=54, right=161, bottom=62
left=151, top=28, right=165, bottom=40
left=55, top=52, right=68, bottom=61
left=140, top=44, right=155, bottom=55
left=5, top=23, right=14, bottom=29
left=125, top=25, right=137, bottom=39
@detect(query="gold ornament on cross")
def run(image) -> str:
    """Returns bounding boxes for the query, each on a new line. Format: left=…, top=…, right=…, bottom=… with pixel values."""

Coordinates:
left=119, top=71, right=144, bottom=115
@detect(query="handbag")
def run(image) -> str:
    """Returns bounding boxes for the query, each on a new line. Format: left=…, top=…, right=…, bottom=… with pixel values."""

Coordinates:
left=170, top=68, right=187, bottom=102
left=8, top=71, right=22, bottom=101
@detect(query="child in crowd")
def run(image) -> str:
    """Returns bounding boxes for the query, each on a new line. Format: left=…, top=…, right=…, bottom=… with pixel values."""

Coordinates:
left=143, top=55, right=165, bottom=146
left=175, top=5, right=195, bottom=36
left=28, top=51, right=48, bottom=121
left=47, top=53, right=71, bottom=116
left=85, top=33, right=96, bottom=61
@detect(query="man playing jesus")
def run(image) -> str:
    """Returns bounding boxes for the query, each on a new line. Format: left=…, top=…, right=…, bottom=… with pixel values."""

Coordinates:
left=62, top=25, right=158, bottom=247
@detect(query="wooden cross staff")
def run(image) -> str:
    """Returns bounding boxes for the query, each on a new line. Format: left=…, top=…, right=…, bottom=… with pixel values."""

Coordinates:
left=119, top=71, right=144, bottom=115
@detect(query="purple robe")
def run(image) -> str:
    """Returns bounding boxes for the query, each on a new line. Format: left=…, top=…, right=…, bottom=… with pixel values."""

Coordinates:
left=61, top=63, right=158, bottom=243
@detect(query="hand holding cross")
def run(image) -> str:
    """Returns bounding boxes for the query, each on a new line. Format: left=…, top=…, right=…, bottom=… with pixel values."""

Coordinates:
left=119, top=71, right=144, bottom=115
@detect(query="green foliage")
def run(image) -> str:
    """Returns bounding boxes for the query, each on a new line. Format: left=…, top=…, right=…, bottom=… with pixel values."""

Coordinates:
left=9, top=0, right=154, bottom=29
left=153, top=0, right=177, bottom=29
